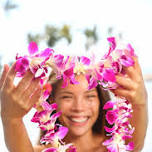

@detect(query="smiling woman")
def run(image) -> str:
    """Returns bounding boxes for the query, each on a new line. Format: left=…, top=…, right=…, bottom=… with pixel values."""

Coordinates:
left=0, top=39, right=148, bottom=152
left=37, top=72, right=110, bottom=152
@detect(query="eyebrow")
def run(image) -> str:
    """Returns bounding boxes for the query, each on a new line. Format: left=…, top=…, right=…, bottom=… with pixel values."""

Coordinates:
left=59, top=91, right=73, bottom=95
left=59, top=89, right=96, bottom=95
left=85, top=89, right=96, bottom=93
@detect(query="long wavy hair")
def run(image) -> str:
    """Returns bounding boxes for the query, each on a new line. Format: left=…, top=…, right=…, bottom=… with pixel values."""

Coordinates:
left=38, top=72, right=111, bottom=144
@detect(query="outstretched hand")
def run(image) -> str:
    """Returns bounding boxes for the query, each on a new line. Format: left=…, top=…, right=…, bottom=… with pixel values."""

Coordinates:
left=0, top=63, right=42, bottom=120
left=112, top=57, right=147, bottom=105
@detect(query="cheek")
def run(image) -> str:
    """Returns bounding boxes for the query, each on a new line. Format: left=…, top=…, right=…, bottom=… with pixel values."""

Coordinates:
left=56, top=101, right=72, bottom=125
left=90, top=99, right=100, bottom=116
left=56, top=100, right=72, bottom=113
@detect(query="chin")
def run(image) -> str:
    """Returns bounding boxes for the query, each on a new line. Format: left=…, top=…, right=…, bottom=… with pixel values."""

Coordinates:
left=68, top=127, right=91, bottom=137
left=59, top=116, right=95, bottom=137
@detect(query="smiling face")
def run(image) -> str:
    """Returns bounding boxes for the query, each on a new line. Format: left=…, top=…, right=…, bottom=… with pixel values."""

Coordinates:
left=53, top=74, right=100, bottom=137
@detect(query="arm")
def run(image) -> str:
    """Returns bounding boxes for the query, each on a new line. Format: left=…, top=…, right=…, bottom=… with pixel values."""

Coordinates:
left=2, top=118, right=34, bottom=152
left=0, top=64, right=42, bottom=152
left=112, top=57, right=148, bottom=152
left=130, top=103, right=148, bottom=152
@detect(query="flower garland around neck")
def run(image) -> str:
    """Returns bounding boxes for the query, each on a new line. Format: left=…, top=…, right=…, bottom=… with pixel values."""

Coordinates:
left=15, top=37, right=135, bottom=152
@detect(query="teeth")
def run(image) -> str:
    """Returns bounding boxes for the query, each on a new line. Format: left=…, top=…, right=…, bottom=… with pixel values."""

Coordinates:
left=70, top=117, right=88, bottom=123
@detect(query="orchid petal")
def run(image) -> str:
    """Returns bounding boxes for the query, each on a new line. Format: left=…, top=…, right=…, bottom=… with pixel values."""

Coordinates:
left=57, top=126, right=69, bottom=139
left=41, top=102, right=57, bottom=111
left=28, top=41, right=38, bottom=55
left=120, top=55, right=134, bottom=67
left=126, top=44, right=135, bottom=56
left=42, top=147, right=57, bottom=152
left=35, top=68, right=44, bottom=78
left=103, top=137, right=113, bottom=146
left=51, top=111, right=62, bottom=120
left=103, top=69, right=116, bottom=82
left=70, top=75, right=79, bottom=85
left=103, top=100, right=115, bottom=110
left=104, top=126, right=116, bottom=133
left=107, top=144, right=118, bottom=152
left=107, top=37, right=116, bottom=50
left=15, top=57, right=29, bottom=76
left=80, top=56, right=90, bottom=65
left=54, top=54, right=64, bottom=68
left=106, top=110, right=118, bottom=125
left=122, top=135, right=132, bottom=140
left=40, top=48, right=54, bottom=58
left=64, top=67, right=74, bottom=77
left=126, top=142, right=134, bottom=151
left=62, top=75, right=68, bottom=88
left=88, top=77, right=98, bottom=90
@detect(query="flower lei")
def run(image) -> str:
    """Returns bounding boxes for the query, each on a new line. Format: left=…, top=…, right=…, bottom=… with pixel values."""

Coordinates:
left=15, top=37, right=135, bottom=152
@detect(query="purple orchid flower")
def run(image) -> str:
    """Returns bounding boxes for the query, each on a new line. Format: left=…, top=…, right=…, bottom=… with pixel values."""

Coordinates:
left=62, top=66, right=79, bottom=88
left=41, top=126, right=68, bottom=144
left=42, top=144, right=76, bottom=152
left=15, top=55, right=29, bottom=77
left=103, top=37, right=116, bottom=59
left=28, top=41, right=38, bottom=55
left=103, top=100, right=116, bottom=110
left=106, top=110, right=118, bottom=125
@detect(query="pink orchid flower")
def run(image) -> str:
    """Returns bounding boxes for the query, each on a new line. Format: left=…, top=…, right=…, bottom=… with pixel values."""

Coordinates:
left=39, top=112, right=61, bottom=131
left=42, top=144, right=76, bottom=152
left=62, top=66, right=79, bottom=88
left=15, top=55, right=29, bottom=77
left=31, top=102, right=58, bottom=124
left=41, top=126, right=68, bottom=145
left=15, top=37, right=136, bottom=152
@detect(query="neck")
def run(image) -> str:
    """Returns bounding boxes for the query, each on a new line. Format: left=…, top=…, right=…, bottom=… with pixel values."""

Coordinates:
left=64, top=130, right=96, bottom=151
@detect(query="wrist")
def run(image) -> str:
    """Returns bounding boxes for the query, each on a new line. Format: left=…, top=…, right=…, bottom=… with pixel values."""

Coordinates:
left=131, top=99, right=147, bottom=106
left=1, top=115, right=23, bottom=125
left=131, top=102, right=147, bottom=111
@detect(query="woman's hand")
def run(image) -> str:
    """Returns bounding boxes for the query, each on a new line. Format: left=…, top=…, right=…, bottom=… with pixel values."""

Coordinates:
left=112, top=57, right=147, bottom=105
left=112, top=57, right=148, bottom=151
left=0, top=63, right=42, bottom=121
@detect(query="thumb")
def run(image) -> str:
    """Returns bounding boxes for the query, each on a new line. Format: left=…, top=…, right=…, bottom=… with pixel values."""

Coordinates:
left=0, top=64, right=10, bottom=89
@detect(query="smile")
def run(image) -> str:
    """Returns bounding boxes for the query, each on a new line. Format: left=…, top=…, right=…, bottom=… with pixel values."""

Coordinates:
left=70, top=117, right=88, bottom=123
left=67, top=116, right=89, bottom=126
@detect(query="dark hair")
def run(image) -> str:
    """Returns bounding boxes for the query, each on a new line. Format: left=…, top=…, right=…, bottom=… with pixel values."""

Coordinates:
left=38, top=73, right=111, bottom=144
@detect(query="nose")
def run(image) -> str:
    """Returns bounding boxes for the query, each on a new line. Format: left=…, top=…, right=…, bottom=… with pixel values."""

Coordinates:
left=71, top=96, right=86, bottom=112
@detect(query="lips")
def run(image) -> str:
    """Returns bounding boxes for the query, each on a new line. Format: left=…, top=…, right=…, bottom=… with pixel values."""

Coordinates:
left=70, top=117, right=89, bottom=123
left=67, top=116, right=89, bottom=126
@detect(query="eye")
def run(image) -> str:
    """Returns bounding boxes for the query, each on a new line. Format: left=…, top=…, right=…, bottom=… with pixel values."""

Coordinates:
left=61, top=96, right=72, bottom=99
left=86, top=95, right=97, bottom=98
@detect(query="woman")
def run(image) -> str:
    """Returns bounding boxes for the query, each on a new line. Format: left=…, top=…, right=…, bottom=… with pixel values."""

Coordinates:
left=0, top=57, right=148, bottom=152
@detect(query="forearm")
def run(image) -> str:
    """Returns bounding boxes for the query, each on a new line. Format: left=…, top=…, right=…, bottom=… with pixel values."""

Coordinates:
left=130, top=102, right=148, bottom=151
left=1, top=117, right=34, bottom=152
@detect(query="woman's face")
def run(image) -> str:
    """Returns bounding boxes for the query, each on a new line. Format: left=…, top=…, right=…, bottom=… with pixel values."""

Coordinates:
left=54, top=74, right=100, bottom=137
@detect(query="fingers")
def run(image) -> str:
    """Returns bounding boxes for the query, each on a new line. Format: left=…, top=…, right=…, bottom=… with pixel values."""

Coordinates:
left=112, top=88, right=130, bottom=100
left=116, top=75, right=135, bottom=90
left=132, top=57, right=142, bottom=73
left=123, top=57, right=142, bottom=80
left=30, top=87, right=42, bottom=107
left=4, top=62, right=16, bottom=89
left=21, top=78, right=41, bottom=101
left=0, top=64, right=9, bottom=89
left=15, top=70, right=34, bottom=93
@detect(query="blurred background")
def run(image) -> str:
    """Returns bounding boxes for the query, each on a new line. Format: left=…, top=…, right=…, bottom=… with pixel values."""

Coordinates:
left=0, top=0, right=152, bottom=151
